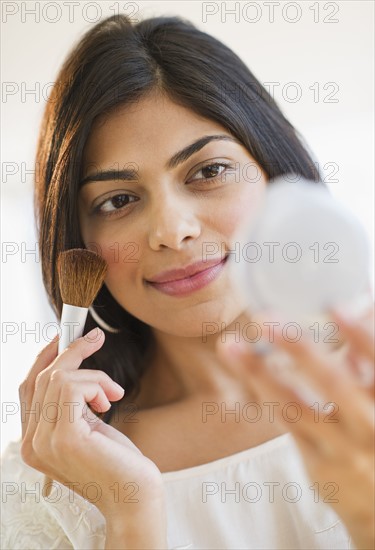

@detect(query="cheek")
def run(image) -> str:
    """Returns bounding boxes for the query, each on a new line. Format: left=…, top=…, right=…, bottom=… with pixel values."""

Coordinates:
left=105, top=259, right=136, bottom=294
left=99, top=241, right=140, bottom=282
left=82, top=226, right=141, bottom=295
left=217, top=177, right=267, bottom=238
left=99, top=242, right=141, bottom=307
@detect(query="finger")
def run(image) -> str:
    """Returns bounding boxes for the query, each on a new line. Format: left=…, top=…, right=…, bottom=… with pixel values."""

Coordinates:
left=220, top=338, right=373, bottom=450
left=30, top=380, right=113, bottom=472
left=20, top=328, right=103, bottom=414
left=49, top=370, right=125, bottom=415
left=26, top=370, right=124, bottom=483
left=19, top=335, right=59, bottom=400
left=52, top=327, right=105, bottom=370
left=24, top=369, right=124, bottom=442
left=221, top=333, right=352, bottom=407
left=21, top=329, right=105, bottom=441
left=270, top=330, right=356, bottom=403
left=330, top=309, right=375, bottom=363
left=52, top=379, right=119, bottom=439
left=19, top=335, right=59, bottom=438
left=345, top=347, right=375, bottom=395
left=92, top=421, right=143, bottom=455
left=31, top=328, right=106, bottom=408
left=259, top=332, right=374, bottom=441
left=233, top=350, right=346, bottom=453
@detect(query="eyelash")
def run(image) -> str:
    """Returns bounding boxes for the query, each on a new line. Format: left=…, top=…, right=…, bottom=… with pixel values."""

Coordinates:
left=92, top=162, right=233, bottom=218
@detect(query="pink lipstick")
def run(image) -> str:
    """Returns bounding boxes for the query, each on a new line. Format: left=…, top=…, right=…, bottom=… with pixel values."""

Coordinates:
left=146, top=256, right=229, bottom=297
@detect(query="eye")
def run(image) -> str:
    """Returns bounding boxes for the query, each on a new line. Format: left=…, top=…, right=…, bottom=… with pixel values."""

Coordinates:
left=91, top=161, right=234, bottom=219
left=93, top=193, right=138, bottom=217
left=188, top=162, right=232, bottom=183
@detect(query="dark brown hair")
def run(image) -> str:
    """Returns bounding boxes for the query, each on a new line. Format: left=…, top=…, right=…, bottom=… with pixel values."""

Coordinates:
left=34, top=14, right=320, bottom=423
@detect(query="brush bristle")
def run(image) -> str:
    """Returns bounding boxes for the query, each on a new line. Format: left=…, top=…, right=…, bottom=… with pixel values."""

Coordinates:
left=57, top=249, right=108, bottom=308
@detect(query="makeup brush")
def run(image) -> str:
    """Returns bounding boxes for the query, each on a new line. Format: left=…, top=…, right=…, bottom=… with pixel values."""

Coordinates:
left=43, top=248, right=107, bottom=498
left=57, top=248, right=108, bottom=353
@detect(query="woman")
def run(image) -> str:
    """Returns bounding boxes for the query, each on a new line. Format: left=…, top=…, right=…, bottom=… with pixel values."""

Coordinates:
left=1, top=13, right=373, bottom=550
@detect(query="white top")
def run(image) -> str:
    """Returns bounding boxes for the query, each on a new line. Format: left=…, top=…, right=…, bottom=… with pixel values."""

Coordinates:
left=1, top=433, right=354, bottom=549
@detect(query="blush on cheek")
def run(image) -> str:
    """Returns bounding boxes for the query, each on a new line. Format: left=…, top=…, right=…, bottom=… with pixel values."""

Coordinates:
left=85, top=239, right=140, bottom=266
left=99, top=243, right=136, bottom=270
left=223, top=180, right=267, bottom=238
left=99, top=241, right=141, bottom=290
left=100, top=255, right=140, bottom=312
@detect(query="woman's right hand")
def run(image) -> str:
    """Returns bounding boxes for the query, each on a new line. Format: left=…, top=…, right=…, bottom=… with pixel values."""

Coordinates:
left=19, top=328, right=167, bottom=534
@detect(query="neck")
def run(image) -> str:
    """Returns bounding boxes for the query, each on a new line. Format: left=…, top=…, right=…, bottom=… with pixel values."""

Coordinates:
left=135, top=311, right=255, bottom=409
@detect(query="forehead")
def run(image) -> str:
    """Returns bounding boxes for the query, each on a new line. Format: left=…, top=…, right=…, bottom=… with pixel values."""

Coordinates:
left=82, top=92, right=232, bottom=169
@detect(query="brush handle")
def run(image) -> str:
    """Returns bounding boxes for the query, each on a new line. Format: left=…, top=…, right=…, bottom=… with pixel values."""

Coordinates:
left=43, top=304, right=89, bottom=498
left=58, top=303, right=89, bottom=353
left=43, top=303, right=90, bottom=497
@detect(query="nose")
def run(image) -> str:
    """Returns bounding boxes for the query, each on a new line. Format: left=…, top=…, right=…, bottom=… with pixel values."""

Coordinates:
left=148, top=193, right=201, bottom=251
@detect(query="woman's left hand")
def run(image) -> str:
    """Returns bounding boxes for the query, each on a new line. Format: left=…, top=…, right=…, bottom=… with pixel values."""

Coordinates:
left=217, top=305, right=374, bottom=550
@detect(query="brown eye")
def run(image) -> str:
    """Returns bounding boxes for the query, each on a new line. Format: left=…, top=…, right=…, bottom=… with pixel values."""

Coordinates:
left=189, top=162, right=231, bottom=183
left=110, top=195, right=130, bottom=209
left=201, top=164, right=223, bottom=178
left=94, top=193, right=138, bottom=217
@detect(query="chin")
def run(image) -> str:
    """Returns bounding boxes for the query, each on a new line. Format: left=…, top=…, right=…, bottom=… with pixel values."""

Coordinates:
left=151, top=301, right=244, bottom=339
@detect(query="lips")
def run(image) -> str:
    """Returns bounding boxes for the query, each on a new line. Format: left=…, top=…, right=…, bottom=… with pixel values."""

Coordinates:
left=146, top=255, right=229, bottom=297
left=146, top=255, right=228, bottom=284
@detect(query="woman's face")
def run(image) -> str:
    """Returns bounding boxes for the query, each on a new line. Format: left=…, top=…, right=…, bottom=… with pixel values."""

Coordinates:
left=78, top=92, right=267, bottom=336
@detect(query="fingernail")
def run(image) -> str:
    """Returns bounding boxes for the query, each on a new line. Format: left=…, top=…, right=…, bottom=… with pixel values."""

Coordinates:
left=332, top=295, right=372, bottom=321
left=113, top=381, right=125, bottom=393
left=253, top=339, right=274, bottom=356
left=85, top=327, right=103, bottom=342
left=331, top=305, right=351, bottom=320
left=225, top=340, right=250, bottom=359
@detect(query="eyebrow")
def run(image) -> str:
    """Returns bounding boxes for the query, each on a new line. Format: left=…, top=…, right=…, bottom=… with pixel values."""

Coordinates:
left=79, top=134, right=240, bottom=186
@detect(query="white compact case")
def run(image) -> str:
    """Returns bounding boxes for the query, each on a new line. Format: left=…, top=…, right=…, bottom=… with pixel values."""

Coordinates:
left=227, top=175, right=372, bottom=324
